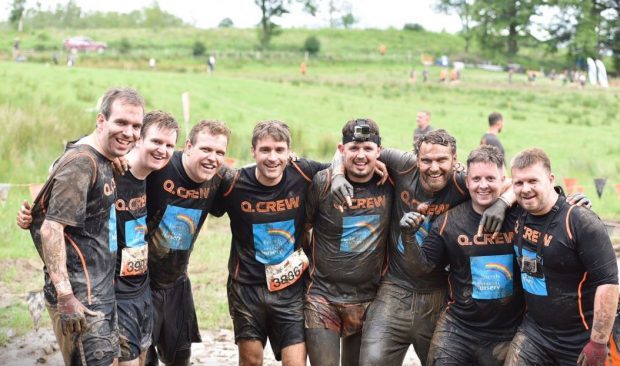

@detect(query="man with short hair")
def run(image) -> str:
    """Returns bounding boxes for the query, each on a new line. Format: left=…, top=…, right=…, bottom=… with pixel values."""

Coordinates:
left=146, top=120, right=231, bottom=366
left=480, top=112, right=505, bottom=162
left=304, top=118, right=393, bottom=366
left=212, top=120, right=329, bottom=366
left=505, top=148, right=619, bottom=366
left=413, top=110, right=434, bottom=145
left=399, top=145, right=523, bottom=365
left=28, top=87, right=144, bottom=366
left=115, top=111, right=178, bottom=366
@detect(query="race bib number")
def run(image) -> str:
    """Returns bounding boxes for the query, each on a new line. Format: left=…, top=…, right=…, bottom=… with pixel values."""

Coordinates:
left=265, top=248, right=309, bottom=292
left=119, top=245, right=148, bottom=276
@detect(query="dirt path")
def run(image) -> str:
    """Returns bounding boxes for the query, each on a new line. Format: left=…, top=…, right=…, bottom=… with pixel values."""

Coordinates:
left=0, top=328, right=421, bottom=365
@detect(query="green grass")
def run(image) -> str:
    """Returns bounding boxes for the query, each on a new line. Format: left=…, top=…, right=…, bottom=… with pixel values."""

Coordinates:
left=0, top=56, right=619, bottom=337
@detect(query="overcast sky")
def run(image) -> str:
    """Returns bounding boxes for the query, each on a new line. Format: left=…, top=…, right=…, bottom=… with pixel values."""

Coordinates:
left=1, top=0, right=462, bottom=33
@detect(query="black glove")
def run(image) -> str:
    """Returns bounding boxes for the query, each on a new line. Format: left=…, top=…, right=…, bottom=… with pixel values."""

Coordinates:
left=479, top=198, right=509, bottom=236
left=331, top=173, right=353, bottom=207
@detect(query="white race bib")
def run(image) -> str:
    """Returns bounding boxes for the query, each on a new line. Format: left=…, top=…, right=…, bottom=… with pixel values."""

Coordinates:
left=119, top=245, right=148, bottom=276
left=265, top=248, right=309, bottom=292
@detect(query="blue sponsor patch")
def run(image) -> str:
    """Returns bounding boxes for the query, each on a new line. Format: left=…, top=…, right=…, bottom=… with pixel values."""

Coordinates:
left=157, top=205, right=202, bottom=250
left=125, top=216, right=147, bottom=248
left=109, top=203, right=117, bottom=252
left=253, top=219, right=295, bottom=264
left=340, top=215, right=380, bottom=252
left=470, top=254, right=514, bottom=299
left=415, top=218, right=432, bottom=247
left=514, top=246, right=548, bottom=296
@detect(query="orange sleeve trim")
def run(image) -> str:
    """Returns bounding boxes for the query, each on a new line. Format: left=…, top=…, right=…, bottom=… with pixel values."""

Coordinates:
left=387, top=176, right=395, bottom=186
left=223, top=171, right=240, bottom=197
left=291, top=161, right=313, bottom=183
left=577, top=272, right=589, bottom=330
left=397, top=164, right=417, bottom=176
left=452, top=173, right=465, bottom=196
left=439, top=211, right=449, bottom=236
left=566, top=205, right=576, bottom=241
left=64, top=234, right=92, bottom=305
left=446, top=273, right=455, bottom=308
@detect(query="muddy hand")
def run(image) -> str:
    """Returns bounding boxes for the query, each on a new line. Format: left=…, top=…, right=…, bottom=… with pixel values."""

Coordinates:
left=478, top=198, right=508, bottom=238
left=111, top=157, right=129, bottom=175
left=57, top=293, right=101, bottom=335
left=567, top=192, right=592, bottom=209
left=400, top=212, right=425, bottom=234
left=577, top=340, right=607, bottom=366
left=374, top=160, right=389, bottom=185
left=16, top=200, right=33, bottom=230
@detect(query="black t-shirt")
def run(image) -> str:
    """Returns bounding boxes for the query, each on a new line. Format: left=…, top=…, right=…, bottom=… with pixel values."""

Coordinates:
left=113, top=171, right=149, bottom=299
left=37, top=144, right=117, bottom=306
left=305, top=170, right=393, bottom=303
left=381, top=148, right=470, bottom=292
left=515, top=197, right=618, bottom=347
left=146, top=151, right=222, bottom=289
left=413, top=203, right=524, bottom=340
left=480, top=133, right=505, bottom=162
left=212, top=159, right=327, bottom=285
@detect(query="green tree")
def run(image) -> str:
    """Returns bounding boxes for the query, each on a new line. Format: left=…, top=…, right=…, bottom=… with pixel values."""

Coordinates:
left=303, top=35, right=320, bottom=54
left=436, top=0, right=475, bottom=52
left=219, top=17, right=234, bottom=27
left=341, top=12, right=356, bottom=28
left=472, top=0, right=540, bottom=56
left=9, top=0, right=26, bottom=26
left=255, top=0, right=318, bottom=49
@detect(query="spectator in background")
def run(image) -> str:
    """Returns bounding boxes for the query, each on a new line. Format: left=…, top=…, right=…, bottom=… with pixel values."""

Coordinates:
left=207, top=55, right=216, bottom=74
left=480, top=112, right=506, bottom=164
left=413, top=110, right=434, bottom=147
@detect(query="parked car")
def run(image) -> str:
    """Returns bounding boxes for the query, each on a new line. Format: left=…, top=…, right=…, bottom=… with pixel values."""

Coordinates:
left=63, top=36, right=107, bottom=52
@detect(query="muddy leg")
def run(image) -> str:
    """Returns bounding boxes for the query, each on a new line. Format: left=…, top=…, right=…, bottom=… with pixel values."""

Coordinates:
left=306, top=328, right=340, bottom=366
left=341, top=331, right=362, bottom=366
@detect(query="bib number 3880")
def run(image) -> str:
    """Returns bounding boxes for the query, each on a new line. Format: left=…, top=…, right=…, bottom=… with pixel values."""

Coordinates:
left=119, top=245, right=148, bottom=277
left=265, top=248, right=309, bottom=292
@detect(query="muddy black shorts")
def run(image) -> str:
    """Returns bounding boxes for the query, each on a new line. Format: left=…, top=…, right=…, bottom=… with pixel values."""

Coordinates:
left=46, top=300, right=119, bottom=366
left=150, top=277, right=201, bottom=364
left=227, top=277, right=305, bottom=361
left=427, top=312, right=512, bottom=366
left=304, top=294, right=371, bottom=337
left=118, top=287, right=153, bottom=362
left=505, top=316, right=587, bottom=366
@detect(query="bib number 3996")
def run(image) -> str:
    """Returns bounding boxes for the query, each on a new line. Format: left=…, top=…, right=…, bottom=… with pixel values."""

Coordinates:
left=265, top=248, right=309, bottom=292
left=119, top=245, right=148, bottom=277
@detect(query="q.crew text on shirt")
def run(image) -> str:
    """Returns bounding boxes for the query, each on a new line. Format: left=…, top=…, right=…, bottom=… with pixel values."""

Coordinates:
left=241, top=196, right=300, bottom=213
left=162, top=180, right=211, bottom=199
left=457, top=232, right=515, bottom=246
left=400, top=190, right=449, bottom=216
left=115, top=194, right=147, bottom=212
left=520, top=225, right=553, bottom=247
left=333, top=195, right=387, bottom=211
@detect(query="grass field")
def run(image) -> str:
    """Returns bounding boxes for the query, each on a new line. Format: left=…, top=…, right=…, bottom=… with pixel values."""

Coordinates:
left=1, top=57, right=619, bottom=344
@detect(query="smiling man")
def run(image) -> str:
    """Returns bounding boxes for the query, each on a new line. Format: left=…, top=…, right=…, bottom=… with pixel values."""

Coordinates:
left=399, top=145, right=523, bottom=365
left=212, top=121, right=329, bottom=366
left=28, top=88, right=144, bottom=366
left=146, top=120, right=230, bottom=366
left=303, top=119, right=393, bottom=366
left=505, top=148, right=619, bottom=366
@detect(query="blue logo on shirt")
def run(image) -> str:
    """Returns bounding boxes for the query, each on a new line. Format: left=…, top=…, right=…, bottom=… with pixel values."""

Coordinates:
left=253, top=219, right=295, bottom=264
left=515, top=246, right=548, bottom=296
left=157, top=205, right=202, bottom=250
left=109, top=203, right=117, bottom=252
left=470, top=254, right=514, bottom=299
left=125, top=216, right=147, bottom=248
left=340, top=215, right=380, bottom=252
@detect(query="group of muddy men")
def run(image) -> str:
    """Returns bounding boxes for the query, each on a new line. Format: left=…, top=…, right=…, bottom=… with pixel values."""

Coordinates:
left=16, top=87, right=619, bottom=366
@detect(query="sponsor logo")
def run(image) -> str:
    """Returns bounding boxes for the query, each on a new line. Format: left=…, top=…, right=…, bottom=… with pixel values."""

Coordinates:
left=253, top=219, right=296, bottom=264
left=340, top=214, right=381, bottom=252
left=470, top=254, right=514, bottom=299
